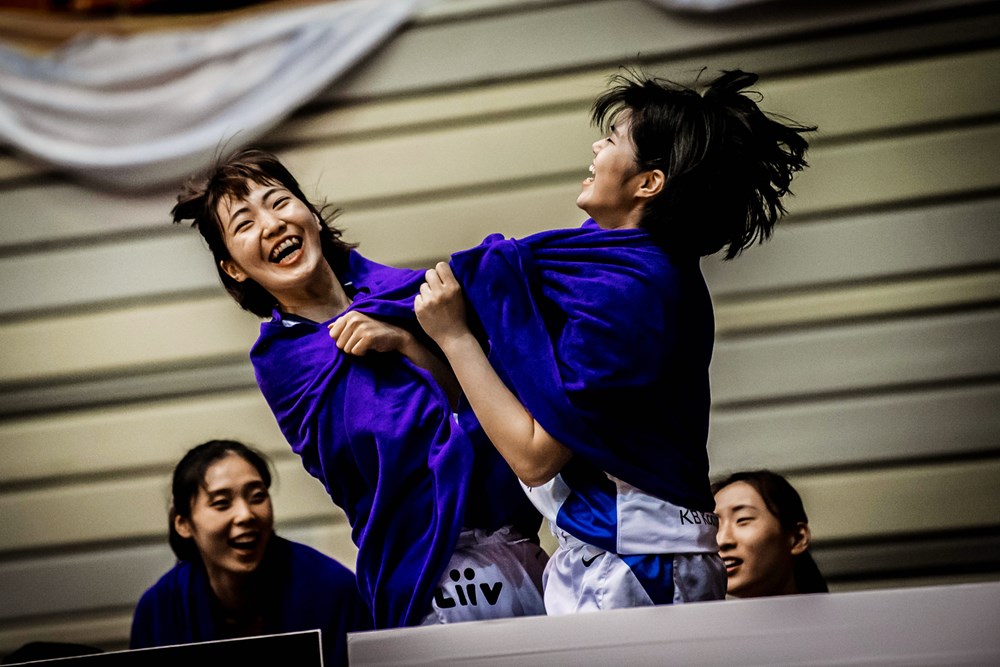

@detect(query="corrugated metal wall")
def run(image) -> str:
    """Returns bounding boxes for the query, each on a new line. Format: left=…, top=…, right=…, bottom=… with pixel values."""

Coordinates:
left=1, top=0, right=998, bottom=655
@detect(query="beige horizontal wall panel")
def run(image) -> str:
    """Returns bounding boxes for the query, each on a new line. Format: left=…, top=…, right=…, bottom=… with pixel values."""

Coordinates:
left=418, top=0, right=560, bottom=20
left=0, top=612, right=131, bottom=660
left=280, top=72, right=598, bottom=145
left=0, top=185, right=175, bottom=250
left=760, top=47, right=1000, bottom=141
left=286, top=46, right=1000, bottom=148
left=704, top=196, right=1000, bottom=297
left=279, top=109, right=593, bottom=207
left=342, top=180, right=582, bottom=265
left=791, top=123, right=1000, bottom=216
left=0, top=231, right=222, bottom=317
left=0, top=360, right=257, bottom=419
left=0, top=522, right=354, bottom=623
left=812, top=531, right=1000, bottom=583
left=0, top=542, right=175, bottom=622
left=709, top=382, right=1000, bottom=473
left=715, top=269, right=1000, bottom=335
left=0, top=296, right=256, bottom=384
left=830, top=572, right=1000, bottom=593
left=282, top=521, right=359, bottom=575
left=0, top=390, right=287, bottom=485
left=790, top=458, right=1000, bottom=542
left=332, top=0, right=982, bottom=98
left=329, top=0, right=708, bottom=97
left=0, top=459, right=344, bottom=554
left=711, top=307, right=1000, bottom=405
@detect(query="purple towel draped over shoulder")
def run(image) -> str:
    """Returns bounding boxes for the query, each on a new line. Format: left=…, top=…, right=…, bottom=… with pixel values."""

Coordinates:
left=450, top=220, right=716, bottom=511
left=250, top=251, right=536, bottom=628
left=251, top=253, right=460, bottom=628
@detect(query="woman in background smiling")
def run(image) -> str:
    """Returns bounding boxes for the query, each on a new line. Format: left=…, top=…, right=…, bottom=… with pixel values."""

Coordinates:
left=130, top=439, right=370, bottom=666
left=712, top=469, right=828, bottom=598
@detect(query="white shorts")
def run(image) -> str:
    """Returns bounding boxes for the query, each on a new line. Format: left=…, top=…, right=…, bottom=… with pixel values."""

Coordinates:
left=420, top=525, right=549, bottom=624
left=542, top=531, right=726, bottom=615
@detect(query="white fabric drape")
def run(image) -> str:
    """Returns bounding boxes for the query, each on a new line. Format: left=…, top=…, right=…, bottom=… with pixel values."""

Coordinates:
left=0, top=0, right=425, bottom=190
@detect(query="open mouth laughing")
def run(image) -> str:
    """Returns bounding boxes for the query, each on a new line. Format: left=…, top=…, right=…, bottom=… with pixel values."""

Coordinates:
left=228, top=532, right=262, bottom=553
left=270, top=237, right=303, bottom=264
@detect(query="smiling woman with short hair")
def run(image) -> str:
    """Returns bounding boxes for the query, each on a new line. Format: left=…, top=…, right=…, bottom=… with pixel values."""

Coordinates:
left=171, top=150, right=547, bottom=628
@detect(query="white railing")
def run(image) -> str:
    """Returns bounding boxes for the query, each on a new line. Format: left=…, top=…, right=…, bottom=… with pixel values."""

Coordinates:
left=348, top=581, right=1000, bottom=666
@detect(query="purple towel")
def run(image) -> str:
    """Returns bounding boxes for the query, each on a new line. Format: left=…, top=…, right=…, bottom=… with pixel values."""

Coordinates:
left=451, top=220, right=716, bottom=511
left=251, top=251, right=536, bottom=628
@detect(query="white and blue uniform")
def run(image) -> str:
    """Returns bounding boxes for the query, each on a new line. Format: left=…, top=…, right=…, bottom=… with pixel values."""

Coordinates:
left=526, top=470, right=723, bottom=613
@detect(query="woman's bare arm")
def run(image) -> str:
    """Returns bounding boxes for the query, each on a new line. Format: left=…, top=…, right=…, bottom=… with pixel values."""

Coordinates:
left=415, top=262, right=572, bottom=486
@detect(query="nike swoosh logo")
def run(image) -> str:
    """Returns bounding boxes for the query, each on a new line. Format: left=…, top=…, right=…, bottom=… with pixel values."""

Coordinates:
left=581, top=552, right=604, bottom=568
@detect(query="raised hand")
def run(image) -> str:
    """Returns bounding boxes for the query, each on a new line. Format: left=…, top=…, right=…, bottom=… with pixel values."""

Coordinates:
left=414, top=262, right=470, bottom=347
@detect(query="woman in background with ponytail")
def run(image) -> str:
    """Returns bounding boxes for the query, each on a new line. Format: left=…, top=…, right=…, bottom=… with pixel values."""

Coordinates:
left=415, top=69, right=815, bottom=615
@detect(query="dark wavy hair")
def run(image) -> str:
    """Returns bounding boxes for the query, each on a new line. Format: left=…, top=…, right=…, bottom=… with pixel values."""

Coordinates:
left=168, top=439, right=274, bottom=562
left=711, top=469, right=828, bottom=594
left=591, top=69, right=815, bottom=258
left=172, top=148, right=356, bottom=318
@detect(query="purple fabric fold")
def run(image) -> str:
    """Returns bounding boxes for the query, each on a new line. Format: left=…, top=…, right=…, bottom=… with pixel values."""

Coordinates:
left=450, top=220, right=716, bottom=511
left=250, top=251, right=536, bottom=628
